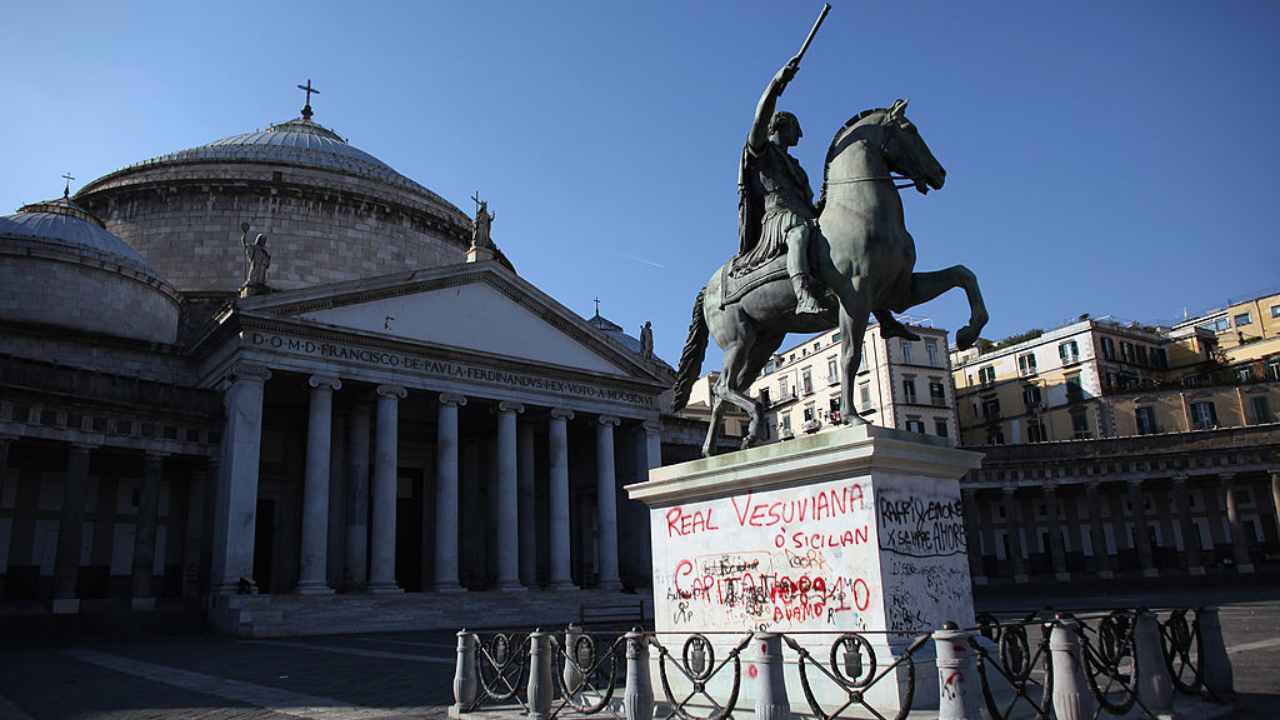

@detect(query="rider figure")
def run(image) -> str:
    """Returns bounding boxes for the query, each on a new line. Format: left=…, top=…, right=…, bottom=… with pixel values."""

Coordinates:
left=735, top=55, right=824, bottom=317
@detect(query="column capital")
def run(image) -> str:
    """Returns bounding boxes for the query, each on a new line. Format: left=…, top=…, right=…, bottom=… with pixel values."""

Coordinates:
left=228, top=362, right=272, bottom=384
left=439, top=392, right=468, bottom=408
left=642, top=420, right=663, bottom=435
left=69, top=442, right=97, bottom=453
left=497, top=401, right=526, bottom=415
left=598, top=415, right=621, bottom=428
left=308, top=374, right=343, bottom=392
left=550, top=407, right=575, bottom=421
left=376, top=384, right=408, bottom=400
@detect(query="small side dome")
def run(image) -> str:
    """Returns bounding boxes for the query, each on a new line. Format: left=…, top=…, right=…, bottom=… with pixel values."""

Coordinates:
left=0, top=195, right=180, bottom=344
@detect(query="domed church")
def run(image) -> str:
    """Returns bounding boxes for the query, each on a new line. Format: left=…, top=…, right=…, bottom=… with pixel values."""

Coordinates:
left=0, top=90, right=677, bottom=634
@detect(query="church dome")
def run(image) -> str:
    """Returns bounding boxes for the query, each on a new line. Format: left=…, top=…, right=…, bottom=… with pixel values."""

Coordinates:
left=75, top=102, right=475, bottom=295
left=0, top=194, right=180, bottom=344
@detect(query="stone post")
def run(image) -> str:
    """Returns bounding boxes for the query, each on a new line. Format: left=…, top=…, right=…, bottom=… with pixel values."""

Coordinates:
left=1223, top=474, right=1255, bottom=574
left=1198, top=607, right=1235, bottom=699
left=548, top=409, right=576, bottom=590
left=368, top=384, right=406, bottom=593
left=452, top=629, right=479, bottom=713
left=1133, top=610, right=1173, bottom=714
left=1085, top=481, right=1113, bottom=579
left=53, top=443, right=93, bottom=614
left=131, top=451, right=166, bottom=610
left=1049, top=616, right=1096, bottom=720
left=624, top=630, right=655, bottom=720
left=345, top=400, right=372, bottom=591
left=297, top=375, right=341, bottom=594
left=527, top=629, right=553, bottom=720
left=211, top=364, right=271, bottom=594
left=753, top=632, right=790, bottom=720
left=1044, top=485, right=1069, bottom=581
left=496, top=401, right=526, bottom=591
left=596, top=415, right=622, bottom=592
left=961, top=490, right=986, bottom=585
left=434, top=393, right=466, bottom=592
left=563, top=624, right=585, bottom=698
left=1127, top=479, right=1158, bottom=577
left=518, top=420, right=536, bottom=588
left=935, top=622, right=982, bottom=720
left=1172, top=475, right=1204, bottom=575
left=1002, top=487, right=1028, bottom=583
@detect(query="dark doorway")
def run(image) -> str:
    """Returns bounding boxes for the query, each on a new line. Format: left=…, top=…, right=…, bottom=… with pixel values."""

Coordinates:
left=254, top=498, right=275, bottom=593
left=396, top=470, right=423, bottom=592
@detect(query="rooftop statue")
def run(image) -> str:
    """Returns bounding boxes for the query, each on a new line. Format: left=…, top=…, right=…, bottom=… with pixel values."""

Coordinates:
left=471, top=197, right=495, bottom=250
left=239, top=222, right=271, bottom=297
left=671, top=4, right=989, bottom=456
left=640, top=321, right=654, bottom=361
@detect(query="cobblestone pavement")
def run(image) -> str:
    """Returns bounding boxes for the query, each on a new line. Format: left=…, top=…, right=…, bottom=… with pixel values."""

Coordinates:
left=3, top=589, right=1278, bottom=719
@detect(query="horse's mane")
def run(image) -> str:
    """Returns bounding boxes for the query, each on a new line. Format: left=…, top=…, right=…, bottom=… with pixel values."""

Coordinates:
left=819, top=107, right=887, bottom=207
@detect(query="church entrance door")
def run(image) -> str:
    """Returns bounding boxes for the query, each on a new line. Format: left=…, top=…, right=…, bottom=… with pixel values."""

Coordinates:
left=395, top=470, right=423, bottom=592
left=254, top=498, right=275, bottom=593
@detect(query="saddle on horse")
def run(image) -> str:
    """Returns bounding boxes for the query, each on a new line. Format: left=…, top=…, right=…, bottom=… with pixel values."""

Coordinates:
left=718, top=253, right=836, bottom=311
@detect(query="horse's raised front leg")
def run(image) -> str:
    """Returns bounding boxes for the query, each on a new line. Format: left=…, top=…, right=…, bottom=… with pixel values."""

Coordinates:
left=903, top=265, right=989, bottom=350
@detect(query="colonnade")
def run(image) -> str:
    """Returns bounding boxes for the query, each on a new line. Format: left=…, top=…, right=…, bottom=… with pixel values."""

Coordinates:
left=964, top=470, right=1280, bottom=583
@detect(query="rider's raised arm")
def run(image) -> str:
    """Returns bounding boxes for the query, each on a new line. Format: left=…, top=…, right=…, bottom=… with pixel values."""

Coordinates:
left=748, top=57, right=800, bottom=152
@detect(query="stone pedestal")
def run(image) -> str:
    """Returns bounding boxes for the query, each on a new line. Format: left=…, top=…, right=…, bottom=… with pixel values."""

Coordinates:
left=625, top=425, right=982, bottom=716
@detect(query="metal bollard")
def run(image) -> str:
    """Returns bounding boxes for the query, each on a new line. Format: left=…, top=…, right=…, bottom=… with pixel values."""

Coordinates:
left=624, top=629, right=655, bottom=720
left=753, top=632, right=790, bottom=720
left=563, top=623, right=585, bottom=700
left=452, top=629, right=478, bottom=713
left=1049, top=616, right=1097, bottom=720
left=528, top=629, right=553, bottom=719
left=934, top=622, right=983, bottom=720
left=1197, top=606, right=1235, bottom=699
left=1133, top=610, right=1173, bottom=713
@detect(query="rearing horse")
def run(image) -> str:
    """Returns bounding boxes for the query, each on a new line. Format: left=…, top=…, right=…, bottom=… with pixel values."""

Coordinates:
left=671, top=100, right=989, bottom=456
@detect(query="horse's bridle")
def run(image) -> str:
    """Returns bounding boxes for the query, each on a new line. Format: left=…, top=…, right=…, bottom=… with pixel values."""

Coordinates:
left=825, top=124, right=920, bottom=190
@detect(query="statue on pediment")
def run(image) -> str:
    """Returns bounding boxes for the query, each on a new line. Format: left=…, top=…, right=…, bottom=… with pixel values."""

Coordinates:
left=240, top=222, right=271, bottom=297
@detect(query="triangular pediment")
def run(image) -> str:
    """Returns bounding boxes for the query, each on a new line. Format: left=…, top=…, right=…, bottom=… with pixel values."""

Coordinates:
left=237, top=262, right=655, bottom=381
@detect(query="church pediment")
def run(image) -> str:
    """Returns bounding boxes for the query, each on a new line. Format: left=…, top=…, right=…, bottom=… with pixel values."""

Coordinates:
left=236, top=262, right=656, bottom=381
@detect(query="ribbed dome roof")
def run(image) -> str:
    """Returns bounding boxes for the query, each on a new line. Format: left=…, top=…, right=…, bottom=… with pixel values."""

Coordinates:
left=0, top=196, right=147, bottom=266
left=97, top=115, right=443, bottom=201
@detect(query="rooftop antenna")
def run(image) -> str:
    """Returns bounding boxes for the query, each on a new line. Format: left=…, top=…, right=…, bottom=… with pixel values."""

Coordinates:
left=297, top=79, right=320, bottom=121
left=61, top=172, right=75, bottom=199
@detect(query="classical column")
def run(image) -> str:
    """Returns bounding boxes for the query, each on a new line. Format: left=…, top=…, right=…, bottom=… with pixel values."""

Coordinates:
left=643, top=420, right=663, bottom=474
left=1128, top=479, right=1158, bottom=578
left=345, top=401, right=372, bottom=591
left=976, top=494, right=997, bottom=583
left=182, top=457, right=212, bottom=598
left=1154, top=485, right=1177, bottom=568
left=1044, top=485, right=1069, bottom=581
left=211, top=363, right=271, bottom=594
left=1002, top=487, right=1028, bottom=583
left=961, top=489, right=986, bottom=584
left=434, top=393, right=467, bottom=592
left=1223, top=474, right=1255, bottom=574
left=1270, top=471, right=1280, bottom=548
left=369, top=385, right=407, bottom=593
left=1172, top=475, right=1203, bottom=575
left=518, top=420, right=537, bottom=588
left=1062, top=485, right=1088, bottom=578
left=131, top=452, right=166, bottom=610
left=1084, top=481, right=1113, bottom=579
left=496, top=401, right=526, bottom=591
left=52, top=443, right=93, bottom=614
left=296, top=374, right=341, bottom=594
left=596, top=415, right=622, bottom=592
left=548, top=409, right=576, bottom=591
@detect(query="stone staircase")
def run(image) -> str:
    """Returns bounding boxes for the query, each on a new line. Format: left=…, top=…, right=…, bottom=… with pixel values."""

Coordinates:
left=210, top=589, right=654, bottom=637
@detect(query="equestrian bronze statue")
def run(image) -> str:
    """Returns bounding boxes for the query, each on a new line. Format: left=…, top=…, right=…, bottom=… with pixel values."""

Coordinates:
left=671, top=5, right=989, bottom=456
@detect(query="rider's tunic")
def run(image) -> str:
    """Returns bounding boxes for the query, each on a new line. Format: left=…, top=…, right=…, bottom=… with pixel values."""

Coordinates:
left=734, top=141, right=817, bottom=273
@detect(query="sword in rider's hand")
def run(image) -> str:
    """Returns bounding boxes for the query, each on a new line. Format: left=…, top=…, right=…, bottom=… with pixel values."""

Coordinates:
left=782, top=3, right=831, bottom=83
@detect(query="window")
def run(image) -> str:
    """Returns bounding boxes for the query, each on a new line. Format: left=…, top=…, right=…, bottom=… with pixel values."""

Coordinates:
left=801, top=367, right=813, bottom=395
left=1018, top=352, right=1037, bottom=376
left=1066, top=375, right=1084, bottom=403
left=925, top=338, right=939, bottom=366
left=1152, top=348, right=1168, bottom=369
left=1238, top=367, right=1254, bottom=383
left=779, top=377, right=791, bottom=401
left=813, top=341, right=821, bottom=352
left=902, top=375, right=917, bottom=403
left=1027, top=419, right=1047, bottom=443
left=929, top=379, right=946, bottom=406
left=1272, top=305, right=1280, bottom=319
left=1120, top=341, right=1134, bottom=363
left=758, top=388, right=771, bottom=406
left=1250, top=395, right=1272, bottom=425
left=905, top=416, right=925, bottom=434
left=1060, top=340, right=1080, bottom=365
left=859, top=383, right=872, bottom=411
left=828, top=396, right=841, bottom=422
left=1136, top=345, right=1149, bottom=366
left=1136, top=406, right=1158, bottom=435
left=1190, top=401, right=1218, bottom=430
left=934, top=418, right=949, bottom=437
left=986, top=426, right=1005, bottom=445
left=901, top=340, right=913, bottom=364
left=827, top=357, right=839, bottom=384
left=1023, top=385, right=1042, bottom=408
left=803, top=403, right=816, bottom=422
left=1071, top=408, right=1091, bottom=439
left=1235, top=312, right=1252, bottom=327
left=832, top=332, right=842, bottom=344
left=781, top=414, right=793, bottom=435
left=1268, top=358, right=1280, bottom=382
left=1101, top=336, right=1116, bottom=361
left=978, top=366, right=996, bottom=385
left=981, top=397, right=1001, bottom=420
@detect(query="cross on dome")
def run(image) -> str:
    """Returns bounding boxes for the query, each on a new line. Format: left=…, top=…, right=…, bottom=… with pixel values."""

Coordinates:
left=297, top=79, right=321, bottom=120
left=61, top=172, right=75, bottom=198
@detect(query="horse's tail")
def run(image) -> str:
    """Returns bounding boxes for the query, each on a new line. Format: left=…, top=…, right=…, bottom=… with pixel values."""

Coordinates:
left=671, top=287, right=709, bottom=412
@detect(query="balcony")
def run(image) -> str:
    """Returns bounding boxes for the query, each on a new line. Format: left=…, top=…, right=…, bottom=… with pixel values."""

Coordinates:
left=930, top=395, right=947, bottom=408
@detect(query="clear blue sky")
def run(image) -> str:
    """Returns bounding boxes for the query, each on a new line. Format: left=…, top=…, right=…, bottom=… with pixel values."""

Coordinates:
left=3, top=1, right=1277, bottom=369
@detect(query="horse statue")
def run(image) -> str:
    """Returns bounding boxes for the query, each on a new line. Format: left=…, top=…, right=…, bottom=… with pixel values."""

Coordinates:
left=670, top=99, right=989, bottom=456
